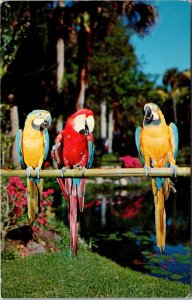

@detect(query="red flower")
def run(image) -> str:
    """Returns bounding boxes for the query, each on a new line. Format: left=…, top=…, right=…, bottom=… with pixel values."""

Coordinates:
left=120, top=155, right=143, bottom=168
left=32, top=225, right=38, bottom=232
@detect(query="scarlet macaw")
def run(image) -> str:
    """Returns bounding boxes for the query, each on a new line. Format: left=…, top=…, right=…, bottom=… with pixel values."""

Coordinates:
left=135, top=103, right=178, bottom=253
left=16, top=110, right=52, bottom=223
left=51, top=108, right=95, bottom=256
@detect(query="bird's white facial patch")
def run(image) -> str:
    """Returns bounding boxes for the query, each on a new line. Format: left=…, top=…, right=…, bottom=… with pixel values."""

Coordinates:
left=73, top=114, right=86, bottom=132
left=33, top=117, right=45, bottom=126
left=151, top=109, right=159, bottom=121
left=86, top=115, right=95, bottom=132
left=32, top=112, right=52, bottom=129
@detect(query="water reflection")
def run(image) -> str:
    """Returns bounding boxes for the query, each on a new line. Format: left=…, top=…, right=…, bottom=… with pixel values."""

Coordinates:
left=80, top=178, right=190, bottom=283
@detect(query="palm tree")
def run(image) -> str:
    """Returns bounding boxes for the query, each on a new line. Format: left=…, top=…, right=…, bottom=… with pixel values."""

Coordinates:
left=72, top=1, right=158, bottom=113
left=163, top=68, right=190, bottom=124
left=163, top=68, right=179, bottom=123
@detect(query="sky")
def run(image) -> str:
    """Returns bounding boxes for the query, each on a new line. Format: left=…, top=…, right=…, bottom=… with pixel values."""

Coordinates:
left=131, top=0, right=190, bottom=86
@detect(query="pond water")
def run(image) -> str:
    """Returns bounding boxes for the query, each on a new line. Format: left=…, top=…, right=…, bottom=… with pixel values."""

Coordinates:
left=79, top=177, right=191, bottom=284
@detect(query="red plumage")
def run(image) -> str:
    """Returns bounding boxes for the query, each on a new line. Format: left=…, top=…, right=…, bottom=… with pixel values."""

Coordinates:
left=51, top=109, right=95, bottom=256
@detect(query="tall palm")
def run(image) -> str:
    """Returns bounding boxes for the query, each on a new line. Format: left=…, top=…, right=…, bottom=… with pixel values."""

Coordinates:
left=163, top=68, right=190, bottom=123
left=163, top=68, right=179, bottom=123
left=72, top=1, right=158, bottom=111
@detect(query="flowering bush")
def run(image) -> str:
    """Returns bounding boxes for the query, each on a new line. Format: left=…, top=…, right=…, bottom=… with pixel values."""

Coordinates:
left=32, top=188, right=54, bottom=233
left=120, top=155, right=143, bottom=168
left=1, top=176, right=54, bottom=251
left=6, top=177, right=27, bottom=217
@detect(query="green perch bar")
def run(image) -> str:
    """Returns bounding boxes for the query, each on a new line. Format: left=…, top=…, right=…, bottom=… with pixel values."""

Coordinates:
left=0, top=167, right=190, bottom=178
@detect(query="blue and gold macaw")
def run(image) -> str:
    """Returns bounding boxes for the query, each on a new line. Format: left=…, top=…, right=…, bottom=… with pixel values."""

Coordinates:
left=16, top=110, right=52, bottom=223
left=135, top=103, right=178, bottom=253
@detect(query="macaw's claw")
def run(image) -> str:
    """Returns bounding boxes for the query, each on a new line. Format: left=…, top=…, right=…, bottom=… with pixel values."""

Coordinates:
left=26, top=166, right=33, bottom=178
left=53, top=160, right=58, bottom=169
left=170, top=164, right=178, bottom=177
left=75, top=166, right=85, bottom=176
left=144, top=165, right=151, bottom=176
left=35, top=167, right=41, bottom=178
left=61, top=167, right=68, bottom=177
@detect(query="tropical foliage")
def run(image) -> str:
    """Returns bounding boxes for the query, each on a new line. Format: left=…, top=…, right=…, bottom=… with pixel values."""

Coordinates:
left=1, top=1, right=190, bottom=161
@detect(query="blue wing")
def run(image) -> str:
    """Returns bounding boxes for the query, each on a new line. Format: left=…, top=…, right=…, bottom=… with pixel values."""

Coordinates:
left=135, top=126, right=145, bottom=163
left=169, top=123, right=179, bottom=159
left=15, top=129, right=26, bottom=168
left=87, top=139, right=95, bottom=169
left=43, top=129, right=50, bottom=161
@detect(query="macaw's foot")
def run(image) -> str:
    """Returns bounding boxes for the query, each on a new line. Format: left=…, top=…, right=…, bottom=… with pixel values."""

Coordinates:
left=170, top=164, right=178, bottom=177
left=144, top=165, right=151, bottom=176
left=26, top=166, right=33, bottom=178
left=35, top=167, right=41, bottom=179
left=60, top=167, right=69, bottom=177
left=75, top=166, right=86, bottom=176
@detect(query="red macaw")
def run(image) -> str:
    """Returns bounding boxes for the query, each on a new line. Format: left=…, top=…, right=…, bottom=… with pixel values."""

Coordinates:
left=135, top=103, right=178, bottom=253
left=16, top=110, right=52, bottom=223
left=51, top=108, right=95, bottom=255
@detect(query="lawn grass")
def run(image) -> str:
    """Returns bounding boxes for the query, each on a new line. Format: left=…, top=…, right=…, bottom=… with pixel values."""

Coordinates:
left=1, top=249, right=190, bottom=298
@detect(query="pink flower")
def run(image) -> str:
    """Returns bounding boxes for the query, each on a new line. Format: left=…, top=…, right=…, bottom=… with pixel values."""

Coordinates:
left=42, top=191, right=49, bottom=198
left=32, top=225, right=38, bottom=232
left=36, top=218, right=46, bottom=225
left=120, top=155, right=143, bottom=168
left=16, top=207, right=22, bottom=217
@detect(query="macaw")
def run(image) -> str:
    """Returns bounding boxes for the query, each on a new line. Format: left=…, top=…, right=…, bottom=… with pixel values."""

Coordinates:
left=135, top=103, right=178, bottom=253
left=15, top=109, right=52, bottom=223
left=51, top=108, right=95, bottom=256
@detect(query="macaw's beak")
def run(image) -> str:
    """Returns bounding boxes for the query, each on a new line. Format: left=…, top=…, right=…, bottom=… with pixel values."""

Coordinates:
left=32, top=112, right=52, bottom=130
left=79, top=126, right=89, bottom=135
left=144, top=106, right=153, bottom=121
left=40, top=114, right=52, bottom=129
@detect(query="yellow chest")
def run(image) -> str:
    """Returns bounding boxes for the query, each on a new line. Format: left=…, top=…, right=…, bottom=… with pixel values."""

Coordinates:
left=22, top=128, right=44, bottom=168
left=141, top=125, right=172, bottom=166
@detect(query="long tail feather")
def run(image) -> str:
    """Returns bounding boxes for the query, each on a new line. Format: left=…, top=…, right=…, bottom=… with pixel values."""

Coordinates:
left=57, top=178, right=70, bottom=201
left=77, top=178, right=86, bottom=212
left=37, top=178, right=43, bottom=198
left=65, top=178, right=72, bottom=196
left=69, top=185, right=79, bottom=256
left=152, top=179, right=166, bottom=253
left=27, top=179, right=39, bottom=223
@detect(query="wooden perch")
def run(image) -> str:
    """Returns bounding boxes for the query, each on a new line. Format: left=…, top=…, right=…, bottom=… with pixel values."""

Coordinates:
left=0, top=167, right=190, bottom=178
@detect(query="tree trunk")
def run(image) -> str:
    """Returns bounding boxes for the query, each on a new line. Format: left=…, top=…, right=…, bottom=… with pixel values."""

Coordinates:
left=108, top=109, right=114, bottom=154
left=100, top=101, right=107, bottom=152
left=56, top=38, right=64, bottom=94
left=76, top=13, right=92, bottom=110
left=56, top=114, right=64, bottom=133
left=76, top=66, right=88, bottom=110
left=10, top=105, right=19, bottom=166
left=56, top=0, right=64, bottom=94
left=172, top=96, right=177, bottom=123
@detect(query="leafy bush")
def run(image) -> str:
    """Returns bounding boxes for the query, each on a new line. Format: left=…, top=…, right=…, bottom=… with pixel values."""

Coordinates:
left=100, top=153, right=120, bottom=166
left=1, top=176, right=55, bottom=251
